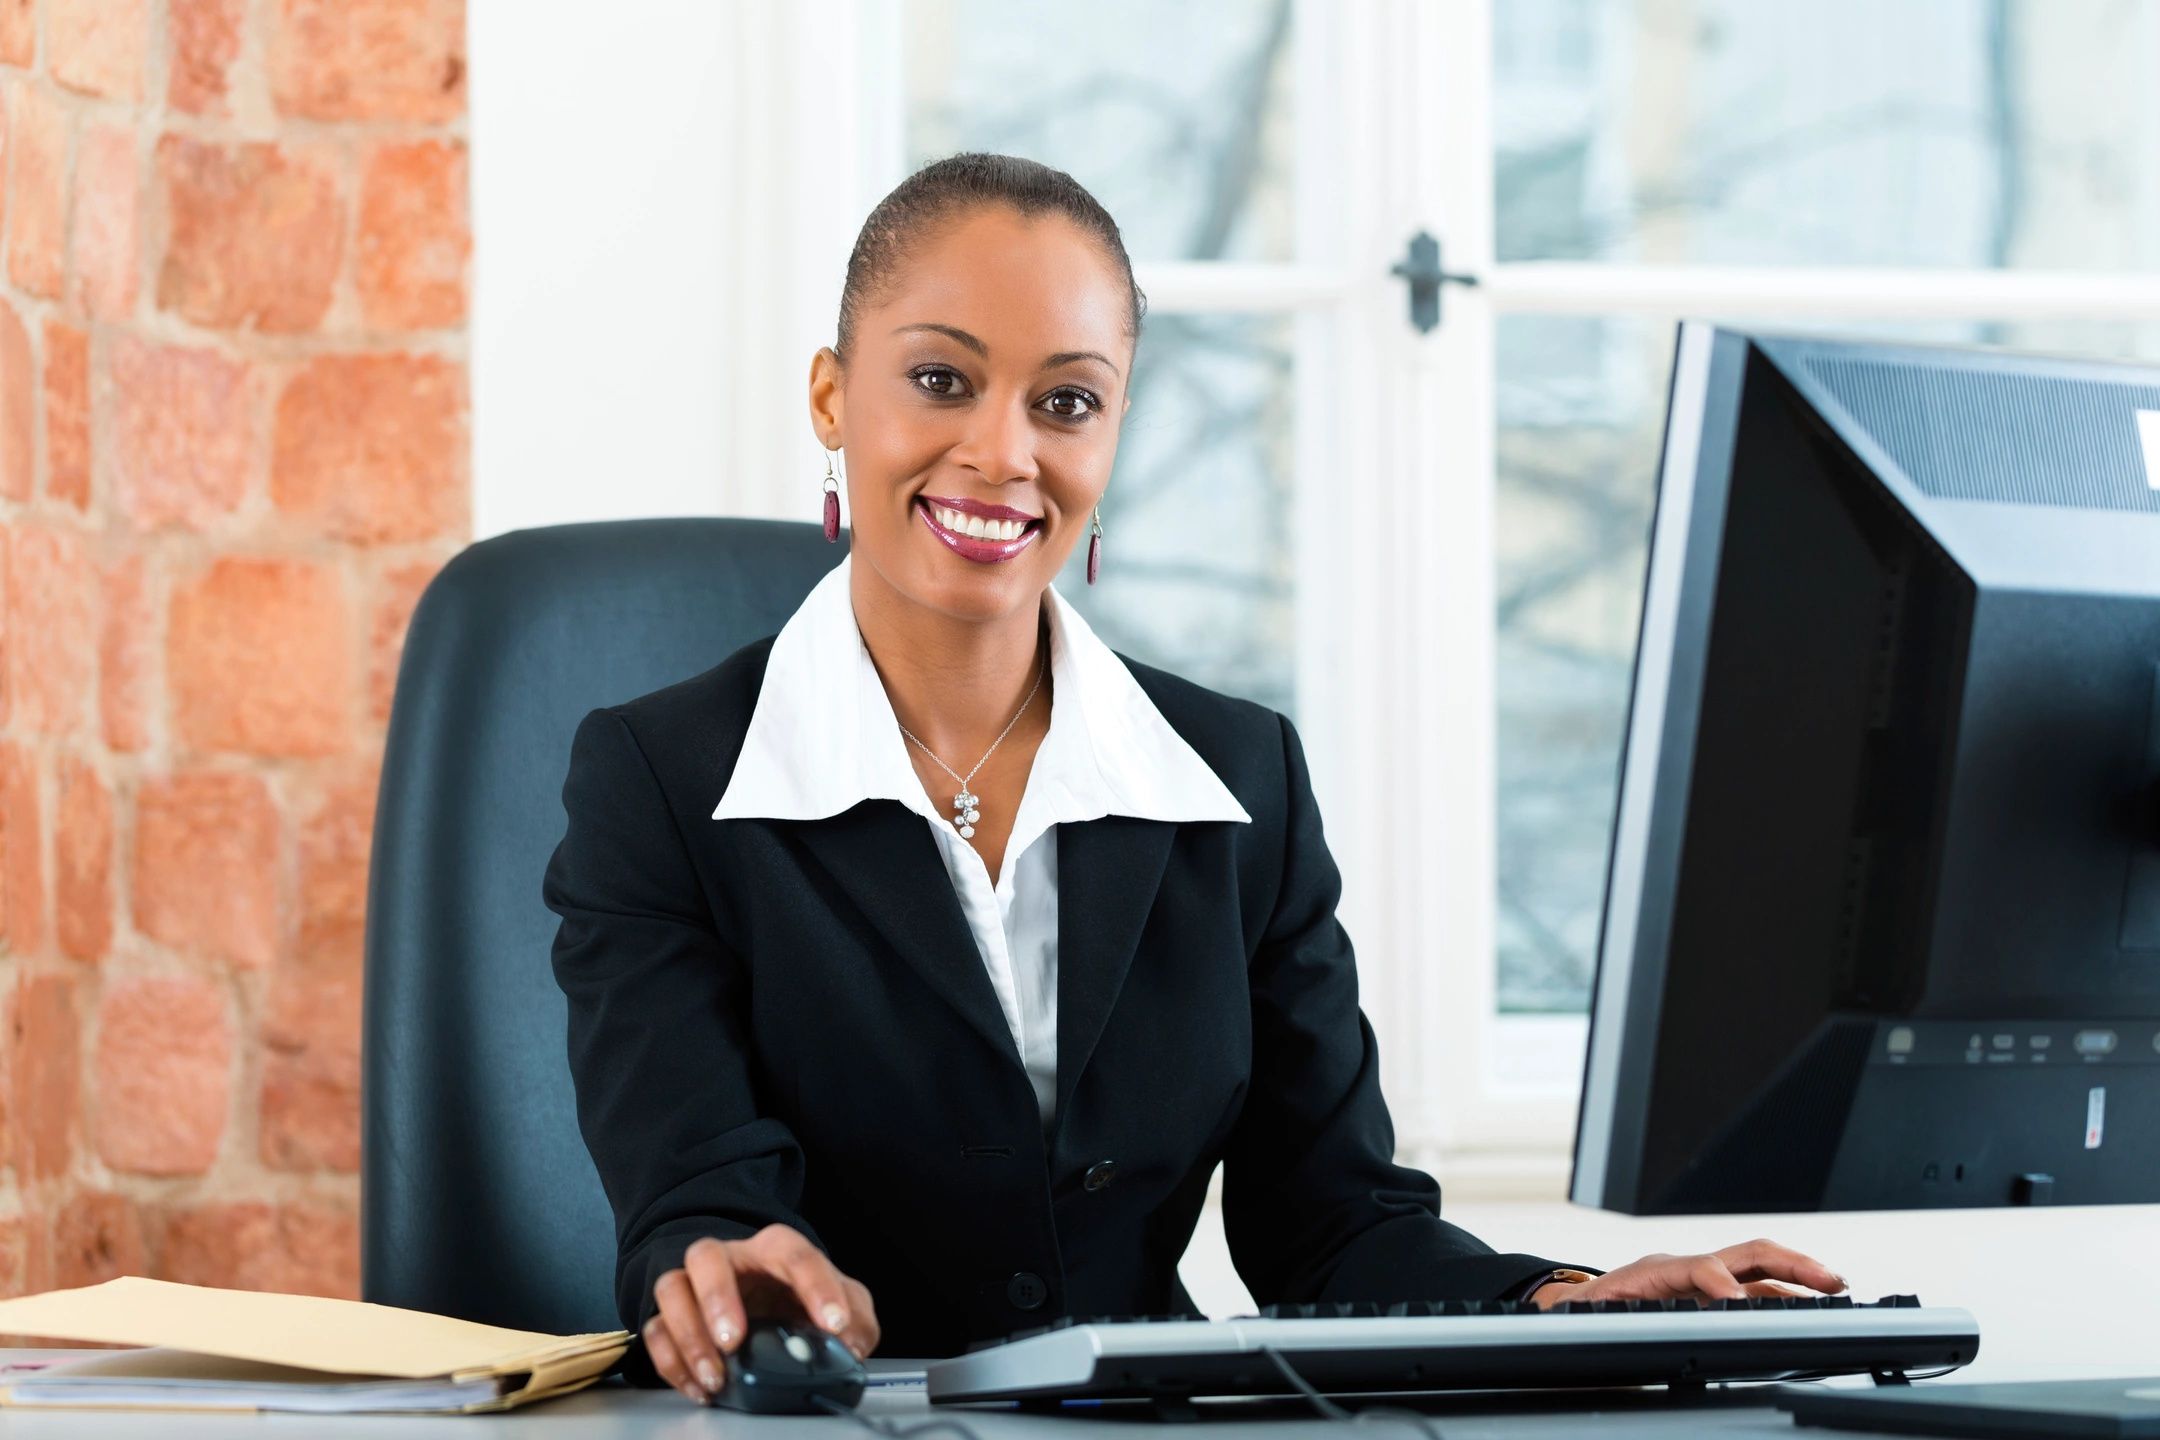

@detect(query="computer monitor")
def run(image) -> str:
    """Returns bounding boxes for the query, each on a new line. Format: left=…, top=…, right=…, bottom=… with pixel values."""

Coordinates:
left=1571, top=321, right=2160, bottom=1214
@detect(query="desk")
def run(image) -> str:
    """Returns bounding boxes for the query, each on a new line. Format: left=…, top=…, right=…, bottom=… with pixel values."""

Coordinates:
left=0, top=1348, right=2003, bottom=1438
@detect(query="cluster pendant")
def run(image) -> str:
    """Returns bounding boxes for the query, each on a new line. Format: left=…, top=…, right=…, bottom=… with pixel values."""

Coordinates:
left=896, top=653, right=1045, bottom=849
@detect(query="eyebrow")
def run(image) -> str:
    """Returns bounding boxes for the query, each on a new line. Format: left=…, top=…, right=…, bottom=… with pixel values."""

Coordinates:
left=890, top=322, right=1122, bottom=379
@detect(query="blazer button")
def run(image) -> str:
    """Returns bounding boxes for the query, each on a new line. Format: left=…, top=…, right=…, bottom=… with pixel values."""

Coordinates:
left=1083, top=1160, right=1118, bottom=1192
left=1006, top=1272, right=1048, bottom=1311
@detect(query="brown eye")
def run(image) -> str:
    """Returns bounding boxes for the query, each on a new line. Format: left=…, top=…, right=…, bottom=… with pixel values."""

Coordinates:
left=1044, top=388, right=1102, bottom=421
left=909, top=365, right=964, bottom=396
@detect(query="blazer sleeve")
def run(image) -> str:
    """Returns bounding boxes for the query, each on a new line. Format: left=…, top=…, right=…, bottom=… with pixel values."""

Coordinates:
left=1218, top=712, right=1594, bottom=1306
left=542, top=705, right=821, bottom=1352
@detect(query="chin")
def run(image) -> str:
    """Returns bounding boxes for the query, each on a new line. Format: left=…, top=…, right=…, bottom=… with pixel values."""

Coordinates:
left=901, top=558, right=1053, bottom=624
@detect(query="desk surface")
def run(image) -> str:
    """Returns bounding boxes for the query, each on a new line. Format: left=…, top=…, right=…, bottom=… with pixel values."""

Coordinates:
left=0, top=1347, right=2073, bottom=1438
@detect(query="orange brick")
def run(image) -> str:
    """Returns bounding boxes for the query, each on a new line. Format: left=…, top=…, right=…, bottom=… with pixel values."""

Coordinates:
left=7, top=524, right=98, bottom=736
left=169, top=0, right=243, bottom=115
left=111, top=335, right=253, bottom=532
left=55, top=752, right=113, bottom=961
left=100, top=550, right=154, bottom=751
left=0, top=743, right=41, bottom=953
left=52, top=1191, right=145, bottom=1288
left=93, top=973, right=232, bottom=1175
left=358, top=141, right=468, bottom=330
left=260, top=767, right=374, bottom=1171
left=156, top=134, right=343, bottom=333
left=260, top=971, right=360, bottom=1171
left=5, top=83, right=68, bottom=299
left=71, top=123, right=139, bottom=320
left=169, top=555, right=353, bottom=756
left=370, top=558, right=440, bottom=722
left=0, top=296, right=29, bottom=502
left=8, top=972, right=80, bottom=1180
left=159, top=1201, right=358, bottom=1297
left=272, top=354, right=466, bottom=543
left=43, top=318, right=91, bottom=508
left=0, top=1216, right=25, bottom=1297
left=130, top=768, right=278, bottom=968
left=269, top=0, right=464, bottom=124
left=0, top=0, right=33, bottom=65
left=48, top=0, right=146, bottom=100
left=298, top=764, right=377, bottom=965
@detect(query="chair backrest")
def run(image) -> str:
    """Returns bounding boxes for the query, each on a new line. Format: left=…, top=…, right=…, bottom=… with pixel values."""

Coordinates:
left=361, top=517, right=842, bottom=1333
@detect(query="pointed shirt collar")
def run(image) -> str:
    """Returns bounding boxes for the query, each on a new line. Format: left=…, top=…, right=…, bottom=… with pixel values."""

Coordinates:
left=711, top=554, right=1251, bottom=842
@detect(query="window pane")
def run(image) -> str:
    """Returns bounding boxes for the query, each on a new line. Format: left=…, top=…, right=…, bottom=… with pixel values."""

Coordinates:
left=1496, top=0, right=2160, bottom=270
left=1055, top=314, right=1297, bottom=716
left=901, top=0, right=1298, bottom=263
left=1495, top=315, right=2160, bottom=1014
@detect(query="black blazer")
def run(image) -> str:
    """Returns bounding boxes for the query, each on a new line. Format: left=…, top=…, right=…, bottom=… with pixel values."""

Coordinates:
left=542, top=635, right=1576, bottom=1366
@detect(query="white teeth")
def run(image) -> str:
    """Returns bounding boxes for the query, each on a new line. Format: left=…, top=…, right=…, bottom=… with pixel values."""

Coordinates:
left=928, top=504, right=1031, bottom=542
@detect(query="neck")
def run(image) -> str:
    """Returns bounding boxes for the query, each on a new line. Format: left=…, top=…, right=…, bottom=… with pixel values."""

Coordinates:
left=849, top=558, right=1049, bottom=762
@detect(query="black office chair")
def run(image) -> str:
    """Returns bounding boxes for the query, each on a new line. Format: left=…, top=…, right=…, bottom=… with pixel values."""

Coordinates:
left=361, top=517, right=844, bottom=1334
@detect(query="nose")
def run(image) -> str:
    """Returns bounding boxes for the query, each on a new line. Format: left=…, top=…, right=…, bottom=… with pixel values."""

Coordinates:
left=946, top=387, right=1039, bottom=488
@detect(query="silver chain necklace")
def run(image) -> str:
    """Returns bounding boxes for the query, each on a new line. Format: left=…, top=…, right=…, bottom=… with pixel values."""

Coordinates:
left=896, top=655, right=1046, bottom=842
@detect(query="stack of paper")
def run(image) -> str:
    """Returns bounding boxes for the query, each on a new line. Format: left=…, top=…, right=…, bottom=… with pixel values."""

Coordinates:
left=0, top=1276, right=630, bottom=1415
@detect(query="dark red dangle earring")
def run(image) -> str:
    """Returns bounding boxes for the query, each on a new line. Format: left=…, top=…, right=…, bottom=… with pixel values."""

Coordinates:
left=821, top=448, right=841, bottom=543
left=1085, top=506, right=1103, bottom=584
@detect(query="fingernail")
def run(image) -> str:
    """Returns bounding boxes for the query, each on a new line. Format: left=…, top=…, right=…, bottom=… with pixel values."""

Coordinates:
left=713, top=1317, right=736, bottom=1347
left=823, top=1304, right=847, bottom=1331
left=680, top=1382, right=702, bottom=1403
left=697, top=1358, right=721, bottom=1391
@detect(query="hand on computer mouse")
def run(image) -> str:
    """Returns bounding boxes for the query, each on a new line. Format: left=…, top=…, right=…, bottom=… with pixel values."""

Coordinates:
left=641, top=1224, right=880, bottom=1406
left=1531, top=1237, right=1847, bottom=1309
left=706, top=1318, right=869, bottom=1414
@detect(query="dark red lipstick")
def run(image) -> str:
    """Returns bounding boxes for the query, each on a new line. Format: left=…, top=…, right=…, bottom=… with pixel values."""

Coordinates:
left=915, top=495, right=1043, bottom=564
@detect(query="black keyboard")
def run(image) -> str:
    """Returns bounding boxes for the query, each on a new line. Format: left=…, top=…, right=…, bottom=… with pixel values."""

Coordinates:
left=925, top=1295, right=1979, bottom=1405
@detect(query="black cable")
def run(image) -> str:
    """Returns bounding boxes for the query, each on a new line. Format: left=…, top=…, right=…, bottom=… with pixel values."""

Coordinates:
left=1261, top=1347, right=1448, bottom=1440
left=813, top=1357, right=1442, bottom=1438
left=813, top=1391, right=991, bottom=1440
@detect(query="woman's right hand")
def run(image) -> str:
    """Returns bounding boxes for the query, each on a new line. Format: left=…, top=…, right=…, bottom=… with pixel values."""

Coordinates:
left=641, top=1223, right=881, bottom=1405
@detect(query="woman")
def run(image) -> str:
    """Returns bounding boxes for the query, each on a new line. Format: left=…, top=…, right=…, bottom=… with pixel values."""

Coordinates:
left=542, top=153, right=1846, bottom=1405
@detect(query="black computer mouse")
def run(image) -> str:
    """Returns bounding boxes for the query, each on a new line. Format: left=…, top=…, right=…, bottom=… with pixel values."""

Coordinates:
left=708, top=1318, right=867, bottom=1414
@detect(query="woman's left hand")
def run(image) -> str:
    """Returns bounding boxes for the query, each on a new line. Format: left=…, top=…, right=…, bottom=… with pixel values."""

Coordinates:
left=1531, top=1238, right=1847, bottom=1308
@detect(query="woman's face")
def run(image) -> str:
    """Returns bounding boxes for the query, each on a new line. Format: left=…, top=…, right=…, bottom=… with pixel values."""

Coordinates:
left=810, top=205, right=1133, bottom=624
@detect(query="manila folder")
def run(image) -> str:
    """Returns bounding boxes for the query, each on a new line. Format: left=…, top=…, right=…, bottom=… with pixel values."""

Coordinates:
left=0, top=1276, right=631, bottom=1414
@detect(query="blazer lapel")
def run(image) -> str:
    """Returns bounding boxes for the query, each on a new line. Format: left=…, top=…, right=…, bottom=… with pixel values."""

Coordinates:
left=1053, top=814, right=1179, bottom=1125
left=791, top=801, right=1024, bottom=1076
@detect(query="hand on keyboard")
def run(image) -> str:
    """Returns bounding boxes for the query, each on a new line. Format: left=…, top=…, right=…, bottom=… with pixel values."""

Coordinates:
left=1530, top=1236, right=1848, bottom=1309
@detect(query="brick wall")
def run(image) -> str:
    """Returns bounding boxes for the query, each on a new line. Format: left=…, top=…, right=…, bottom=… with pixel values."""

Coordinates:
left=0, top=0, right=470, bottom=1316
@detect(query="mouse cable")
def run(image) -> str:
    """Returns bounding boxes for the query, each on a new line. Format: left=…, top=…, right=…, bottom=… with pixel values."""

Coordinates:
left=813, top=1357, right=1446, bottom=1440
left=1259, top=1347, right=1449, bottom=1440
left=813, top=1391, right=989, bottom=1440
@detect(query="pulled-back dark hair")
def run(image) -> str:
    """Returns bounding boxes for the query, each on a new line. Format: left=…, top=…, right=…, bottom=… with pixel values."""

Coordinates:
left=833, top=152, right=1147, bottom=372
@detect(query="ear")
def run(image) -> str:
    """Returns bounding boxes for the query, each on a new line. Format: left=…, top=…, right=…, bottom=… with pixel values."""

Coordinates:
left=809, top=346, right=845, bottom=445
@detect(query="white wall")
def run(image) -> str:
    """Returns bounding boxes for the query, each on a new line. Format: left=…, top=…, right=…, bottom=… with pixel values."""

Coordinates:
left=469, top=1, right=891, bottom=539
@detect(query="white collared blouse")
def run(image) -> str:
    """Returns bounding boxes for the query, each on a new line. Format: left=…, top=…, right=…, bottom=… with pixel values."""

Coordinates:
left=711, top=554, right=1252, bottom=1130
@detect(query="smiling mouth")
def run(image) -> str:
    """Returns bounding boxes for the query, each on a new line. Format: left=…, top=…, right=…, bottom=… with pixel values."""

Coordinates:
left=914, top=498, right=1044, bottom=563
